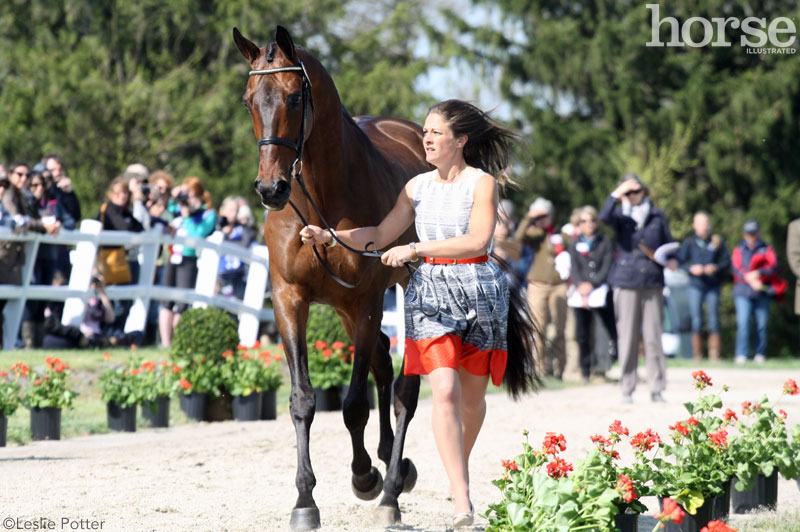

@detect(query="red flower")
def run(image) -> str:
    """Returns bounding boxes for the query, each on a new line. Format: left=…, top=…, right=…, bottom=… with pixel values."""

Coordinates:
left=315, top=340, right=328, bottom=350
left=278, top=343, right=284, bottom=350
left=253, top=340, right=261, bottom=349
left=259, top=351, right=272, bottom=361
left=242, top=353, right=252, bottom=360
left=102, top=352, right=111, bottom=361
left=501, top=459, right=518, bottom=471
left=46, top=356, right=54, bottom=366
left=390, top=336, right=398, bottom=347
left=609, top=419, right=629, bottom=437
left=173, top=365, right=180, bottom=374
left=692, top=370, right=713, bottom=389
left=630, top=429, right=662, bottom=452
left=53, top=362, right=66, bottom=373
left=687, top=416, right=699, bottom=426
left=321, top=348, right=333, bottom=359
left=604, top=449, right=621, bottom=460
left=615, top=474, right=636, bottom=504
left=778, top=409, right=788, bottom=420
left=670, top=421, right=689, bottom=436
left=723, top=408, right=738, bottom=422
left=237, top=343, right=247, bottom=350
left=348, top=345, right=355, bottom=352
left=131, top=368, right=140, bottom=376
left=0, top=370, right=7, bottom=377
left=546, top=457, right=572, bottom=479
left=656, top=497, right=685, bottom=525
left=783, top=378, right=799, bottom=396
left=331, top=341, right=345, bottom=350
left=709, top=429, right=728, bottom=448
left=34, top=379, right=41, bottom=386
left=179, top=377, right=192, bottom=390
left=542, top=432, right=567, bottom=454
left=222, top=350, right=234, bottom=359
left=590, top=434, right=610, bottom=446
left=700, top=520, right=739, bottom=532
left=141, top=361, right=156, bottom=372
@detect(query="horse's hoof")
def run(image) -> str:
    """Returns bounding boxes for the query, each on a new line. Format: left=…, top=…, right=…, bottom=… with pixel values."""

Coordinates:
left=290, top=507, right=321, bottom=531
left=374, top=505, right=401, bottom=527
left=352, top=466, right=384, bottom=501
left=401, top=458, right=417, bottom=493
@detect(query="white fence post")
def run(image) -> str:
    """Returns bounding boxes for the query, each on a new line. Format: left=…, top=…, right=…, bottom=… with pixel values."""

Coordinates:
left=124, top=227, right=162, bottom=334
left=192, top=231, right=223, bottom=309
left=238, top=244, right=270, bottom=347
left=61, top=219, right=101, bottom=327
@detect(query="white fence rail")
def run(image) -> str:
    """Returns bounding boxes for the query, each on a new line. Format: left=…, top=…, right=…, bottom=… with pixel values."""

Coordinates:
left=0, top=220, right=405, bottom=353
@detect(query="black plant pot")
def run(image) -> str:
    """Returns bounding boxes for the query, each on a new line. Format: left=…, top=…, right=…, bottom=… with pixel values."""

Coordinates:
left=30, top=407, right=61, bottom=441
left=0, top=414, right=7, bottom=447
left=660, top=497, right=714, bottom=532
left=232, top=393, right=261, bottom=421
left=206, top=392, right=233, bottom=422
left=260, top=389, right=277, bottom=420
left=614, top=512, right=639, bottom=532
left=180, top=392, right=208, bottom=421
left=712, top=480, right=731, bottom=520
left=731, top=472, right=779, bottom=513
left=339, top=384, right=376, bottom=410
left=141, top=396, right=170, bottom=428
left=314, top=386, right=342, bottom=412
left=107, top=402, right=137, bottom=432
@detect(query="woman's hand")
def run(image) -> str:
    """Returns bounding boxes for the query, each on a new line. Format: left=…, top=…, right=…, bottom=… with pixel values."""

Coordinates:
left=299, top=225, right=332, bottom=246
left=613, top=178, right=640, bottom=198
left=381, top=245, right=415, bottom=268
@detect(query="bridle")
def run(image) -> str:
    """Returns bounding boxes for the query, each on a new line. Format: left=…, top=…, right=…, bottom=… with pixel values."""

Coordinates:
left=248, top=61, right=385, bottom=289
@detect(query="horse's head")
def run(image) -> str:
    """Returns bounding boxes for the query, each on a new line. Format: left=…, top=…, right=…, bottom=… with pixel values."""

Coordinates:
left=234, top=26, right=313, bottom=211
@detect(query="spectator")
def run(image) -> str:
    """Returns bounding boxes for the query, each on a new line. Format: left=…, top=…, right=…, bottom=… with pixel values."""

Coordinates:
left=217, top=196, right=254, bottom=299
left=567, top=206, right=617, bottom=384
left=731, top=220, right=779, bottom=364
left=514, top=197, right=570, bottom=379
left=159, top=176, right=216, bottom=346
left=43, top=154, right=81, bottom=222
left=148, top=170, right=175, bottom=209
left=124, top=163, right=152, bottom=230
left=599, top=173, right=673, bottom=403
left=0, top=163, right=60, bottom=348
left=788, top=216, right=800, bottom=346
left=677, top=211, right=730, bottom=362
left=42, top=271, right=116, bottom=349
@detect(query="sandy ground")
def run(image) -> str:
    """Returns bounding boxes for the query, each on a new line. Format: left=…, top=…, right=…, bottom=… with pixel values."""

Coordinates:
left=1, top=367, right=799, bottom=532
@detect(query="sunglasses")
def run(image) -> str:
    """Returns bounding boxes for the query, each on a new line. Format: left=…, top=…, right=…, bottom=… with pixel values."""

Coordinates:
left=13, top=171, right=31, bottom=178
left=623, top=188, right=643, bottom=196
left=579, top=218, right=597, bottom=224
left=30, top=182, right=44, bottom=188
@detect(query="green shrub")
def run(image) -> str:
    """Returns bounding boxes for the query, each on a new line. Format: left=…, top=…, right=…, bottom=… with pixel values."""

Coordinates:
left=170, top=307, right=239, bottom=364
left=305, top=304, right=349, bottom=347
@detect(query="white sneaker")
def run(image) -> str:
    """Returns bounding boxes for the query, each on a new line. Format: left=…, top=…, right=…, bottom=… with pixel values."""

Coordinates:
left=734, top=355, right=747, bottom=365
left=754, top=354, right=766, bottom=364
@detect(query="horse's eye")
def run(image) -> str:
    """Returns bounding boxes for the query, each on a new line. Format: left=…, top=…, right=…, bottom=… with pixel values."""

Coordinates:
left=287, top=93, right=302, bottom=109
left=241, top=99, right=250, bottom=110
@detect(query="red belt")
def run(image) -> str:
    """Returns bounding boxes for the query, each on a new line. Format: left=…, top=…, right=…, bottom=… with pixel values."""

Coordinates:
left=423, top=254, right=489, bottom=265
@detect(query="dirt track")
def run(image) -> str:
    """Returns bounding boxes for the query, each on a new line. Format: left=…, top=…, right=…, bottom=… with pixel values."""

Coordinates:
left=1, top=367, right=799, bottom=532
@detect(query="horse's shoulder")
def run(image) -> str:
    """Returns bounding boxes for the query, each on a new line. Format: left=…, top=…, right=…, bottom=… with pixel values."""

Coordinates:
left=352, top=115, right=422, bottom=139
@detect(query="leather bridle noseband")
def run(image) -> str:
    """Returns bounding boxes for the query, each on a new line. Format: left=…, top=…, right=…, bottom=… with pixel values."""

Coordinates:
left=248, top=61, right=385, bottom=289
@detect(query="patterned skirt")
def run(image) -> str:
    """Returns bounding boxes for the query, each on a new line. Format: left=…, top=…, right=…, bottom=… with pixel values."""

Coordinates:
left=403, top=261, right=509, bottom=385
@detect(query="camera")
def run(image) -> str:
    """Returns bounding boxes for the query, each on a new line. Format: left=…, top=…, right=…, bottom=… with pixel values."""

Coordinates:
left=218, top=216, right=230, bottom=228
left=176, top=192, right=190, bottom=206
left=91, top=275, right=102, bottom=285
left=141, top=182, right=151, bottom=198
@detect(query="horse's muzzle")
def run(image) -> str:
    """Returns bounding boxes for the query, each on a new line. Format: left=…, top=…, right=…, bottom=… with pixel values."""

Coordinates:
left=254, top=177, right=291, bottom=210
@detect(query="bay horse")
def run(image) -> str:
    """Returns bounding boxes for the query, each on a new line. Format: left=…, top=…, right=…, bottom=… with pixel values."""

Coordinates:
left=233, top=25, right=430, bottom=530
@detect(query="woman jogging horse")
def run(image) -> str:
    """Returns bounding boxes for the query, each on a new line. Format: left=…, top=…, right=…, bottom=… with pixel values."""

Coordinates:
left=300, top=99, right=539, bottom=527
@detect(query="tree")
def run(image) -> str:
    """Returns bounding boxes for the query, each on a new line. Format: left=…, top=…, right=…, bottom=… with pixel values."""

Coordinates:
left=450, top=0, right=800, bottom=354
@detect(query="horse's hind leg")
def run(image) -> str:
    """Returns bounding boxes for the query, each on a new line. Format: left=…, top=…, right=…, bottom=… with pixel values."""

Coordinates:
left=340, top=303, right=384, bottom=502
left=372, top=331, right=396, bottom=468
left=375, top=369, right=420, bottom=525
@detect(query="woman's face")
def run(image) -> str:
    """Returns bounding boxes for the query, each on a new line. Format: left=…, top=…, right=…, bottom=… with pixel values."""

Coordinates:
left=108, top=184, right=130, bottom=207
left=29, top=177, right=45, bottom=200
left=580, top=214, right=598, bottom=237
left=186, top=190, right=203, bottom=210
left=623, top=187, right=645, bottom=206
left=422, top=112, right=465, bottom=168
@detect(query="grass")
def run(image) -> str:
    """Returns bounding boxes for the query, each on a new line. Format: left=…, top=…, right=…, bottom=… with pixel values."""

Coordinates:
left=731, top=507, right=800, bottom=531
left=666, top=355, right=800, bottom=371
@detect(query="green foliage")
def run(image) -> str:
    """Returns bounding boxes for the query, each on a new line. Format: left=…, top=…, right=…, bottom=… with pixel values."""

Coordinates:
left=220, top=350, right=262, bottom=397
left=175, top=354, right=221, bottom=396
left=450, top=0, right=800, bottom=354
left=0, top=0, right=436, bottom=217
left=170, top=307, right=239, bottom=364
left=305, top=304, right=350, bottom=348
left=24, top=357, right=78, bottom=410
left=99, top=362, right=143, bottom=408
left=308, top=340, right=352, bottom=390
left=137, top=359, right=180, bottom=402
left=0, top=370, right=22, bottom=417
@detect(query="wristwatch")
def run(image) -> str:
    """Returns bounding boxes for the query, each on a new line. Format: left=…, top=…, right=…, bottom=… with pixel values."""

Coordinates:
left=409, top=242, right=419, bottom=262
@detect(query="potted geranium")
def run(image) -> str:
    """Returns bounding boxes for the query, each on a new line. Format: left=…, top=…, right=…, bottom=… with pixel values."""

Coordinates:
left=257, top=350, right=284, bottom=420
left=308, top=340, right=351, bottom=411
left=176, top=354, right=220, bottom=421
left=138, top=360, right=179, bottom=428
left=0, top=366, right=22, bottom=447
left=641, top=371, right=733, bottom=529
left=23, top=357, right=78, bottom=441
left=484, top=431, right=621, bottom=531
left=220, top=349, right=263, bottom=421
left=100, top=359, right=144, bottom=432
left=726, top=377, right=799, bottom=513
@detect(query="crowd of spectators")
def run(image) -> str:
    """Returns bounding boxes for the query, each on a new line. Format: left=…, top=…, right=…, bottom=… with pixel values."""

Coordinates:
left=0, top=158, right=261, bottom=350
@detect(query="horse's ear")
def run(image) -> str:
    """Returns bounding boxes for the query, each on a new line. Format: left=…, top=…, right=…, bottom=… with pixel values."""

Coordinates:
left=275, top=25, right=296, bottom=61
left=233, top=27, right=260, bottom=63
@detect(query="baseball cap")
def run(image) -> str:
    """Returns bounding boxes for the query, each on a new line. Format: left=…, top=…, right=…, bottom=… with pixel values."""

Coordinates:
left=743, top=220, right=760, bottom=234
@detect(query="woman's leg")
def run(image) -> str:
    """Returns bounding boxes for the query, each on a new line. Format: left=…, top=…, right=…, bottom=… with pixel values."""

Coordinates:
left=459, top=367, right=490, bottom=464
left=574, top=307, right=593, bottom=379
left=428, top=366, right=471, bottom=515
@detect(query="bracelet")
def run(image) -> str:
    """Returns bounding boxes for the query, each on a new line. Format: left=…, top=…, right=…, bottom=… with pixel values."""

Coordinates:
left=409, top=241, right=419, bottom=262
left=324, top=229, right=337, bottom=248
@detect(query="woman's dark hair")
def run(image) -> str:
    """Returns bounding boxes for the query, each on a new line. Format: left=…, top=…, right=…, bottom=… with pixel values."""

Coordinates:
left=427, top=100, right=517, bottom=189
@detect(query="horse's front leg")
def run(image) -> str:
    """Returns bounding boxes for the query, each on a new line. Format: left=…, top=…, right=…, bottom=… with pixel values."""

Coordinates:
left=273, top=287, right=319, bottom=531
left=341, top=300, right=384, bottom=502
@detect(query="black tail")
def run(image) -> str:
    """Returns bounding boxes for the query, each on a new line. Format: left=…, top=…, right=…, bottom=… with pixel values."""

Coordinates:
left=492, top=253, right=542, bottom=399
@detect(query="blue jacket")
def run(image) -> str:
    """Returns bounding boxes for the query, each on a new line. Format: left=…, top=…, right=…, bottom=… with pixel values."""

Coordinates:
left=599, top=194, right=673, bottom=289
left=677, top=233, right=730, bottom=289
